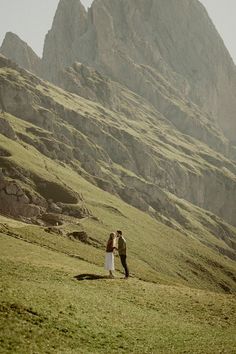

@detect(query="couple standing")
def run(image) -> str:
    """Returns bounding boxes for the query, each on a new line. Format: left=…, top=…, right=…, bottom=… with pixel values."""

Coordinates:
left=105, top=230, right=129, bottom=279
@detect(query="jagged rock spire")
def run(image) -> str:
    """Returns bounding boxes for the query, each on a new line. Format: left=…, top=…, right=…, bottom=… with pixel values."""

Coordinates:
left=42, top=0, right=88, bottom=82
left=0, top=32, right=42, bottom=76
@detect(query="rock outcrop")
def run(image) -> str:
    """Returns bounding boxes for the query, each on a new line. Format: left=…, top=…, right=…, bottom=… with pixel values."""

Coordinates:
left=0, top=32, right=42, bottom=76
left=0, top=175, right=43, bottom=219
left=0, top=159, right=91, bottom=222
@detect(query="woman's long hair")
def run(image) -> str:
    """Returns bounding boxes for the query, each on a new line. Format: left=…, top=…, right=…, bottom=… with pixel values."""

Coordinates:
left=106, top=232, right=116, bottom=251
left=108, top=232, right=116, bottom=241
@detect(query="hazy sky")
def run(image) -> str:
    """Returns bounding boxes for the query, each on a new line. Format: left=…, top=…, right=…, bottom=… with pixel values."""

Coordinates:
left=0, top=0, right=235, bottom=63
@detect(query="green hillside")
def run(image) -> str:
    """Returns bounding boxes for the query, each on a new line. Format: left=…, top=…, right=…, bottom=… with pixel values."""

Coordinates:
left=1, top=233, right=236, bottom=354
left=0, top=124, right=236, bottom=292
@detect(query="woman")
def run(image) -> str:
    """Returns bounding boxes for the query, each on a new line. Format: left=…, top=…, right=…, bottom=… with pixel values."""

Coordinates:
left=105, top=232, right=117, bottom=278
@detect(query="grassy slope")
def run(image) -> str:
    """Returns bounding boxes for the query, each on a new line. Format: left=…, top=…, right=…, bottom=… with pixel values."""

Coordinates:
left=0, top=129, right=236, bottom=293
left=1, top=233, right=235, bottom=354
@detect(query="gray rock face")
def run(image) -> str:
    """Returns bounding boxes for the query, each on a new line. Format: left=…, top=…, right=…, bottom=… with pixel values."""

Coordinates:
left=56, top=62, right=113, bottom=107
left=0, top=32, right=42, bottom=76
left=42, top=0, right=88, bottom=82
left=42, top=0, right=236, bottom=143
left=52, top=60, right=230, bottom=158
left=0, top=177, right=43, bottom=219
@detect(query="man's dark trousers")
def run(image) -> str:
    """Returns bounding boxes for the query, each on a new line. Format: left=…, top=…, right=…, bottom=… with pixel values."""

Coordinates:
left=120, top=255, right=129, bottom=278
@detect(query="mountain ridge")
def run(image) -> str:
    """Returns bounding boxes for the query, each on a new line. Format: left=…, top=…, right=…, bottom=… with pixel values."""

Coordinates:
left=1, top=0, right=236, bottom=142
left=40, top=0, right=236, bottom=143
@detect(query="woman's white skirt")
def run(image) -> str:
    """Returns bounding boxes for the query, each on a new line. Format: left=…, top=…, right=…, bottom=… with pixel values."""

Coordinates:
left=105, top=252, right=115, bottom=271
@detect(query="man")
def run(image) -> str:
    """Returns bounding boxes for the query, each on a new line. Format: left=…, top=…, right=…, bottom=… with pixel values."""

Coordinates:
left=116, top=230, right=129, bottom=279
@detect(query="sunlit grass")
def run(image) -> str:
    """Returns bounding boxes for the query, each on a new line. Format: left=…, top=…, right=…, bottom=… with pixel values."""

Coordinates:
left=1, top=234, right=235, bottom=354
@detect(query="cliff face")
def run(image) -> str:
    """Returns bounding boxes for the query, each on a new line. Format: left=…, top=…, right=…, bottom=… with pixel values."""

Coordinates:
left=0, top=32, right=42, bottom=76
left=42, top=0, right=88, bottom=82
left=42, top=0, right=236, bottom=143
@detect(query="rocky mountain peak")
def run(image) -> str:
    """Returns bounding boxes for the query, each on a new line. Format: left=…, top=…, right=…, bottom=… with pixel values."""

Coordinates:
left=42, top=0, right=88, bottom=82
left=41, top=0, right=236, bottom=143
left=0, top=32, right=42, bottom=76
left=50, top=0, right=87, bottom=31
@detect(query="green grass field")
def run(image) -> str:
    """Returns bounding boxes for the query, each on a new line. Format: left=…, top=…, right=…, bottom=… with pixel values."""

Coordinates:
left=1, top=233, right=236, bottom=354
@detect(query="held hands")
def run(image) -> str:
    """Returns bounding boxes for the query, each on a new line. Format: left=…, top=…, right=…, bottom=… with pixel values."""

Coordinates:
left=113, top=247, right=119, bottom=256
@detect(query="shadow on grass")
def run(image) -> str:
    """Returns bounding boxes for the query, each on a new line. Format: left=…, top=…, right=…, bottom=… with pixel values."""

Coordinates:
left=74, top=274, right=109, bottom=281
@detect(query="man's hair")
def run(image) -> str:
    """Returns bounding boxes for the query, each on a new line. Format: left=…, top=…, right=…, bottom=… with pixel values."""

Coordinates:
left=117, top=230, right=122, bottom=235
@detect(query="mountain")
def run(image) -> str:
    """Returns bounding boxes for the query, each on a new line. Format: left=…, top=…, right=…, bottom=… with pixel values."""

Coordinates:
left=1, top=1, right=236, bottom=351
left=42, top=0, right=236, bottom=143
left=2, top=1, right=236, bottom=144
left=0, top=32, right=42, bottom=76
